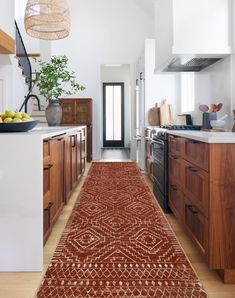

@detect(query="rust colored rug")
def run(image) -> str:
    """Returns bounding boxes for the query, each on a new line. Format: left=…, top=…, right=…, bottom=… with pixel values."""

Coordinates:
left=36, top=162, right=207, bottom=298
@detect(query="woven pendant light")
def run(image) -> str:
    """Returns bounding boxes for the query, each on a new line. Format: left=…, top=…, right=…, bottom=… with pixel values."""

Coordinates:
left=24, top=0, right=70, bottom=40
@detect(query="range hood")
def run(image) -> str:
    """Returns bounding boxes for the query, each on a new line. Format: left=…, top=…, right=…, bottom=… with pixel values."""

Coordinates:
left=154, top=0, right=231, bottom=73
left=163, top=57, right=222, bottom=72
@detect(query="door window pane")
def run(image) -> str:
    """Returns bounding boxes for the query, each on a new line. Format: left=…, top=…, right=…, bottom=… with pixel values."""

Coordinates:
left=106, top=86, right=114, bottom=141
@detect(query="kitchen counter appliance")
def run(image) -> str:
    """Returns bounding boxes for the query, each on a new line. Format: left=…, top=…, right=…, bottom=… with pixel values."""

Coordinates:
left=152, top=125, right=201, bottom=212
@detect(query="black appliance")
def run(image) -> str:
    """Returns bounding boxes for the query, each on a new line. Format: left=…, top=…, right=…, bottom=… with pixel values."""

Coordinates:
left=152, top=125, right=201, bottom=213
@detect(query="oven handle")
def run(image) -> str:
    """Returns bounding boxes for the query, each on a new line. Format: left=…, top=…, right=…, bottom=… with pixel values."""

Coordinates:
left=151, top=139, right=166, bottom=146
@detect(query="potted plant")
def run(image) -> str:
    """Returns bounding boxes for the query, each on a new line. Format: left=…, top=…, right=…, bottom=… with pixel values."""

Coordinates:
left=32, top=55, right=85, bottom=126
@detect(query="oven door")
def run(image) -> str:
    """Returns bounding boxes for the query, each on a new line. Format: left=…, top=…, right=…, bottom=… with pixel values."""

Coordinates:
left=152, top=138, right=168, bottom=195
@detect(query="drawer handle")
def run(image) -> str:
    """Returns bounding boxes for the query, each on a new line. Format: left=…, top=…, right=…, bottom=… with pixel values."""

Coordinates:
left=188, top=139, right=199, bottom=144
left=187, top=204, right=198, bottom=214
left=188, top=166, right=198, bottom=173
left=44, top=163, right=53, bottom=170
left=44, top=202, right=53, bottom=212
left=170, top=155, right=178, bottom=160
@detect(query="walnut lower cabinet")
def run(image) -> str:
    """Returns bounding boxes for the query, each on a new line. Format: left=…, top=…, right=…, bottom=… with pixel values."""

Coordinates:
left=168, top=134, right=235, bottom=283
left=43, top=127, right=86, bottom=244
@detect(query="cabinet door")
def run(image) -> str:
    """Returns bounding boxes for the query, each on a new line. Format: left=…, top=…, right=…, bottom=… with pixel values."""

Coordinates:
left=71, top=134, right=77, bottom=187
left=43, top=140, right=53, bottom=244
left=64, top=136, right=72, bottom=203
left=184, top=197, right=208, bottom=259
left=50, top=138, right=65, bottom=224
left=168, top=135, right=184, bottom=157
left=77, top=130, right=82, bottom=179
left=184, top=138, right=209, bottom=171
left=81, top=128, right=86, bottom=173
left=60, top=99, right=76, bottom=124
left=86, top=125, right=92, bottom=162
left=169, top=184, right=184, bottom=224
left=75, top=100, right=91, bottom=124
left=183, top=160, right=209, bottom=216
left=169, top=154, right=183, bottom=189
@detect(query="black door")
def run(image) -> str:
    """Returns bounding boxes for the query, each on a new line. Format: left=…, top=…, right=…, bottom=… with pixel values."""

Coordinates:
left=103, top=83, right=124, bottom=147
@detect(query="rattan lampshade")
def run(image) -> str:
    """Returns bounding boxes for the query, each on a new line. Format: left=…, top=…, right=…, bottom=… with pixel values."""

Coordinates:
left=24, top=0, right=70, bottom=40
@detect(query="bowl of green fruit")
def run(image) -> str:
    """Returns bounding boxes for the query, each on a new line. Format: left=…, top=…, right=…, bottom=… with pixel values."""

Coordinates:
left=0, top=110, right=38, bottom=132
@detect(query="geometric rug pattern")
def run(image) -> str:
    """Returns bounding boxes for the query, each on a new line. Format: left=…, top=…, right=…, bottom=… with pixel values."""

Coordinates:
left=36, top=162, right=207, bottom=297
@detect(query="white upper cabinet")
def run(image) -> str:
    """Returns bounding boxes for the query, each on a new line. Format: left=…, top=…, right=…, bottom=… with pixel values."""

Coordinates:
left=154, top=0, right=232, bottom=72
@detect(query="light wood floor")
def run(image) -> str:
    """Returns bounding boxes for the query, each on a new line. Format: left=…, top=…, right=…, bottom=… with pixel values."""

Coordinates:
left=0, top=164, right=235, bottom=298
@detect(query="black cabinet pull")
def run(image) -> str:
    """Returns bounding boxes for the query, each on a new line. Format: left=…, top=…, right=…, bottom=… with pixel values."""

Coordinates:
left=170, top=155, right=177, bottom=160
left=187, top=204, right=198, bottom=214
left=44, top=202, right=53, bottom=212
left=188, top=166, right=198, bottom=173
left=188, top=139, right=199, bottom=144
left=44, top=163, right=53, bottom=170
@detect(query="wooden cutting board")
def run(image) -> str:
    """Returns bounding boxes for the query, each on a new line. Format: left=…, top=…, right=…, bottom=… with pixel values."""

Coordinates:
left=160, top=100, right=173, bottom=125
left=148, top=106, right=160, bottom=126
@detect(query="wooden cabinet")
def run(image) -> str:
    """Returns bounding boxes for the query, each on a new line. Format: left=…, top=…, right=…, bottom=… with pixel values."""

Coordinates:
left=43, top=140, right=53, bottom=244
left=184, top=197, right=208, bottom=258
left=169, top=184, right=184, bottom=224
left=168, top=134, right=184, bottom=157
left=43, top=128, right=87, bottom=245
left=184, top=138, right=209, bottom=171
left=183, top=160, right=209, bottom=216
left=168, top=134, right=235, bottom=283
left=60, top=98, right=92, bottom=162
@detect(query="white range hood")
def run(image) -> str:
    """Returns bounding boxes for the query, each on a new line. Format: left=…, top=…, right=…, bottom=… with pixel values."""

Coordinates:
left=154, top=0, right=232, bottom=73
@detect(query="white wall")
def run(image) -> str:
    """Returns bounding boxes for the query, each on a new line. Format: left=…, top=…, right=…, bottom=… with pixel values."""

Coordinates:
left=191, top=57, right=232, bottom=129
left=0, top=0, right=15, bottom=37
left=101, top=65, right=131, bottom=148
left=51, top=0, right=155, bottom=159
left=145, top=39, right=180, bottom=125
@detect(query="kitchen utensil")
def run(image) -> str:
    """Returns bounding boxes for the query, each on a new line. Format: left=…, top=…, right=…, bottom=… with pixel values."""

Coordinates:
left=209, top=104, right=217, bottom=112
left=160, top=99, right=173, bottom=125
left=214, top=103, right=223, bottom=112
left=202, top=112, right=217, bottom=129
left=199, top=104, right=209, bottom=112
left=0, top=120, right=38, bottom=132
left=148, top=104, right=160, bottom=126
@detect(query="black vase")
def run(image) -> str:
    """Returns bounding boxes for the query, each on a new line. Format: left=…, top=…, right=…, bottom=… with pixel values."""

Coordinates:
left=45, top=100, right=62, bottom=126
left=202, top=112, right=217, bottom=129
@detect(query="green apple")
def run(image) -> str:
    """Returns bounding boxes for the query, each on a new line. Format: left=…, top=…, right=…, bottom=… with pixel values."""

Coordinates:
left=14, top=112, right=22, bottom=119
left=4, top=117, right=13, bottom=123
left=12, top=118, right=22, bottom=123
left=21, top=112, right=30, bottom=119
left=5, top=110, right=15, bottom=118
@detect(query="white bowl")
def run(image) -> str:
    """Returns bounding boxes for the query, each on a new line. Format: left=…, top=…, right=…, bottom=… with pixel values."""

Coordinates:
left=210, top=120, right=226, bottom=129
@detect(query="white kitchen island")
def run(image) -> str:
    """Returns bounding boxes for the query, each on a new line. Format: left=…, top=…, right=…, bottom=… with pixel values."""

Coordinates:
left=0, top=126, right=85, bottom=272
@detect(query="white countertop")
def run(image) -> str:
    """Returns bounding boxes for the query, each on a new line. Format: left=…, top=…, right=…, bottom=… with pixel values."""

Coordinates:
left=0, top=125, right=86, bottom=139
left=168, top=130, right=235, bottom=143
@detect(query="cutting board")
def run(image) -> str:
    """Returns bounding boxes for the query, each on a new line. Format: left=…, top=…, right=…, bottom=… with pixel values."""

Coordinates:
left=160, top=100, right=173, bottom=125
left=148, top=106, right=160, bottom=126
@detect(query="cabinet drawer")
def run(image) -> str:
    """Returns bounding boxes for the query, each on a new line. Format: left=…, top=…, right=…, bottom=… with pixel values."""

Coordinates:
left=168, top=135, right=184, bottom=157
left=183, top=161, right=208, bottom=216
left=169, top=154, right=183, bottom=189
left=184, top=197, right=208, bottom=259
left=184, top=138, right=209, bottom=171
left=169, top=184, right=184, bottom=224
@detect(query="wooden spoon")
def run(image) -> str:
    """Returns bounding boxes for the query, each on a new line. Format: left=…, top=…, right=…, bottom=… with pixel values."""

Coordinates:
left=215, top=103, right=223, bottom=112
left=199, top=104, right=209, bottom=112
left=209, top=104, right=217, bottom=112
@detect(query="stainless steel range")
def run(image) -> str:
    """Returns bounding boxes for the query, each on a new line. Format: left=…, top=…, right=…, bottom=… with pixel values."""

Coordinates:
left=152, top=125, right=201, bottom=212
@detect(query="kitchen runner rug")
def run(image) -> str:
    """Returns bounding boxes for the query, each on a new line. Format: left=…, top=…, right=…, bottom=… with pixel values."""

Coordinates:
left=36, top=162, right=207, bottom=298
